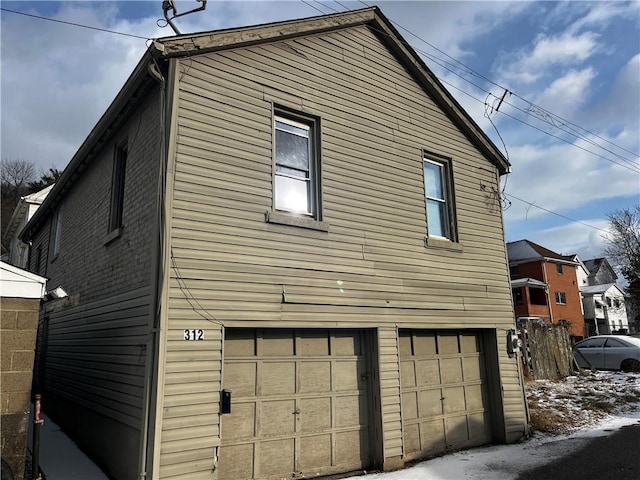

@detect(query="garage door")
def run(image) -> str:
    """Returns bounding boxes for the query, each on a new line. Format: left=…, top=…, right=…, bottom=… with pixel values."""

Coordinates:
left=400, top=330, right=491, bottom=459
left=218, top=329, right=371, bottom=480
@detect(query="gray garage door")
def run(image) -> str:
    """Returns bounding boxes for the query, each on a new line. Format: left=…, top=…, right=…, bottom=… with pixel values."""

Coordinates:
left=218, top=329, right=371, bottom=479
left=400, top=330, right=491, bottom=460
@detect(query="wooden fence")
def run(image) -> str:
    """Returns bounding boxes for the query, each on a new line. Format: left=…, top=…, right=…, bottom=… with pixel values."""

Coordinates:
left=518, top=321, right=574, bottom=380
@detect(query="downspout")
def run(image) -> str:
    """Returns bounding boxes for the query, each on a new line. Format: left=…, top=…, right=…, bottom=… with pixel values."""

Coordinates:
left=541, top=263, right=553, bottom=324
left=138, top=49, right=170, bottom=480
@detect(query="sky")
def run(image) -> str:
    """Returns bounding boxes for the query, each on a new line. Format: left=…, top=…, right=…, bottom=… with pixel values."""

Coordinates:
left=1, top=0, right=639, bottom=262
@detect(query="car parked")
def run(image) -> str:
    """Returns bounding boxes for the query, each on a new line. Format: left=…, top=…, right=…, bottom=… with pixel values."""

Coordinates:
left=573, top=335, right=640, bottom=372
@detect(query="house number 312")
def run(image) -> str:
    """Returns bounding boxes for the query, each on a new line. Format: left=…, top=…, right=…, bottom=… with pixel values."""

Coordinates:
left=184, top=329, right=204, bottom=341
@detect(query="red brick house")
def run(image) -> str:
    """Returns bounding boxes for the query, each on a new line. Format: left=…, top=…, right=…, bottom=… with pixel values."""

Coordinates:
left=507, top=240, right=585, bottom=340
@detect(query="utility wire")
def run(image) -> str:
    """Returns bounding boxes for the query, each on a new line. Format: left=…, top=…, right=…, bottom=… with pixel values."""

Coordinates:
left=353, top=0, right=639, bottom=159
left=0, top=7, right=150, bottom=39
left=504, top=193, right=611, bottom=235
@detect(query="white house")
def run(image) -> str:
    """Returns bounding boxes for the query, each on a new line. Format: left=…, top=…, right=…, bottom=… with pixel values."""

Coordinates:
left=3, top=184, right=54, bottom=269
left=581, top=283, right=629, bottom=335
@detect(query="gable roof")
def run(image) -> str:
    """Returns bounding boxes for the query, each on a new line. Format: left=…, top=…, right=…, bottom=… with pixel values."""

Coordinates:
left=21, top=7, right=509, bottom=241
left=3, top=184, right=54, bottom=245
left=506, top=239, right=578, bottom=265
left=583, top=257, right=618, bottom=281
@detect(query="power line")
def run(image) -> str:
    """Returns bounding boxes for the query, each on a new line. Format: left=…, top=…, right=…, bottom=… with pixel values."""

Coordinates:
left=504, top=193, right=610, bottom=234
left=0, top=7, right=150, bottom=40
left=353, top=0, right=639, bottom=160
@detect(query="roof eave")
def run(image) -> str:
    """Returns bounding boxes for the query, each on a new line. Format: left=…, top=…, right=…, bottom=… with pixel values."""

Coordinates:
left=157, top=7, right=510, bottom=174
left=20, top=48, right=158, bottom=242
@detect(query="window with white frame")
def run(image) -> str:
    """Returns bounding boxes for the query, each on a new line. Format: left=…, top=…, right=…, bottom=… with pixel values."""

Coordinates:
left=555, top=291, right=567, bottom=304
left=274, top=113, right=319, bottom=217
left=423, top=155, right=456, bottom=241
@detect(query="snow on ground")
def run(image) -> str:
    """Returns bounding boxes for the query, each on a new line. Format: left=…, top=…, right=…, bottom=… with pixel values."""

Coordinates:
left=31, top=372, right=640, bottom=480
left=348, top=371, right=640, bottom=480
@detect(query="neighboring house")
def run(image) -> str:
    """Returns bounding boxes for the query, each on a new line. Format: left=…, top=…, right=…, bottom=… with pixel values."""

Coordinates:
left=20, top=8, right=528, bottom=480
left=507, top=240, right=585, bottom=340
left=2, top=184, right=54, bottom=269
left=579, top=257, right=630, bottom=336
left=0, top=262, right=47, bottom=480
left=583, top=257, right=618, bottom=286
left=581, top=283, right=629, bottom=335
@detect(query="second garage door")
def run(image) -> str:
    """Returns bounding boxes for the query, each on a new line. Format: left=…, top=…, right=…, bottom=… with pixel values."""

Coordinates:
left=400, top=330, right=492, bottom=460
left=219, top=329, right=371, bottom=479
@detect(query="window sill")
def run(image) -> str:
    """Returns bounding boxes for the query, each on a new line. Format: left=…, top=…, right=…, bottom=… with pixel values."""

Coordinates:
left=103, top=227, right=123, bottom=246
left=265, top=211, right=329, bottom=232
left=424, top=236, right=463, bottom=252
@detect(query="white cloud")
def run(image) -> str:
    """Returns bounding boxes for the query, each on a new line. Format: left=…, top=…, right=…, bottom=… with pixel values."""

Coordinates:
left=524, top=219, right=611, bottom=259
left=499, top=31, right=600, bottom=84
left=534, top=67, right=596, bottom=117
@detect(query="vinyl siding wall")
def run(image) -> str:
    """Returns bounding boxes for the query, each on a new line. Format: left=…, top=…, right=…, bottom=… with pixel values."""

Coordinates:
left=158, top=25, right=526, bottom=477
left=28, top=89, right=161, bottom=480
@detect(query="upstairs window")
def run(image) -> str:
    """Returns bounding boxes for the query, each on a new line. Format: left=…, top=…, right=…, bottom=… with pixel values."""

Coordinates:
left=555, top=291, right=567, bottom=304
left=109, top=142, right=127, bottom=233
left=556, top=263, right=563, bottom=274
left=274, top=113, right=320, bottom=218
left=53, top=209, right=62, bottom=258
left=509, top=265, right=519, bottom=276
left=424, top=155, right=457, bottom=241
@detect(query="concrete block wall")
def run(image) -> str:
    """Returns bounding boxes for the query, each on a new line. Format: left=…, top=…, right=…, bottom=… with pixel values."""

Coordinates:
left=1, top=297, right=40, bottom=480
left=28, top=88, right=161, bottom=304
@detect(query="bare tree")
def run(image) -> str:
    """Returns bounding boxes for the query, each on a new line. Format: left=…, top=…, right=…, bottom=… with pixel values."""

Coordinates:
left=604, top=205, right=640, bottom=331
left=1, top=158, right=36, bottom=192
left=1, top=159, right=37, bottom=251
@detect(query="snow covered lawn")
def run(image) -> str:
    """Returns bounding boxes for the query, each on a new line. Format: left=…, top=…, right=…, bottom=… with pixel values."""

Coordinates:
left=348, top=371, right=640, bottom=480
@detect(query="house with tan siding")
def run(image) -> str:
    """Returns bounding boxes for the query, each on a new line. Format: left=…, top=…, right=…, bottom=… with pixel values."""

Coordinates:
left=20, top=8, right=528, bottom=480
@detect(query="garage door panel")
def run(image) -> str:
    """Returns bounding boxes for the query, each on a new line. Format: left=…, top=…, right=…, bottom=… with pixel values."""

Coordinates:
left=462, top=356, right=484, bottom=381
left=400, top=360, right=416, bottom=388
left=445, top=415, right=469, bottom=444
left=414, top=332, right=437, bottom=355
left=404, top=423, right=421, bottom=454
left=262, top=361, right=295, bottom=395
left=225, top=330, right=256, bottom=356
left=419, top=419, right=446, bottom=454
left=402, top=390, right=418, bottom=420
left=224, top=362, right=256, bottom=396
left=439, top=358, right=463, bottom=383
left=333, top=360, right=362, bottom=391
left=258, top=438, right=294, bottom=477
left=400, top=330, right=491, bottom=459
left=260, top=399, right=296, bottom=437
left=298, top=330, right=330, bottom=356
left=223, top=403, right=255, bottom=441
left=299, top=361, right=331, bottom=393
left=299, top=397, right=331, bottom=433
left=335, top=395, right=365, bottom=428
left=218, top=443, right=254, bottom=480
left=332, top=330, right=361, bottom=355
left=262, top=330, right=294, bottom=356
left=438, top=334, right=459, bottom=354
left=460, top=334, right=480, bottom=353
left=443, top=386, right=465, bottom=414
left=336, top=430, right=369, bottom=466
left=221, top=329, right=370, bottom=480
left=299, top=434, right=332, bottom=470
left=419, top=389, right=443, bottom=416
left=465, top=384, right=485, bottom=411
left=468, top=413, right=490, bottom=441
left=416, top=359, right=440, bottom=385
